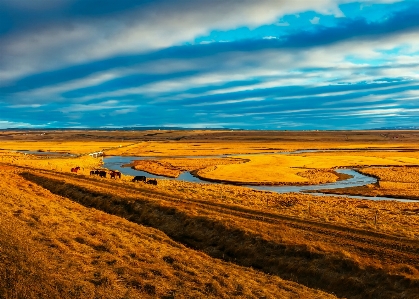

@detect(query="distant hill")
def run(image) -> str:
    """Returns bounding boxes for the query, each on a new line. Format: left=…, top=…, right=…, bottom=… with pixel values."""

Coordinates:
left=0, top=127, right=233, bottom=131
left=375, top=126, right=419, bottom=130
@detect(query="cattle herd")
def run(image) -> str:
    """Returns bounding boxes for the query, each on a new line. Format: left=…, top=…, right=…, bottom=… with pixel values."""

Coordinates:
left=71, top=167, right=158, bottom=185
left=132, top=175, right=157, bottom=185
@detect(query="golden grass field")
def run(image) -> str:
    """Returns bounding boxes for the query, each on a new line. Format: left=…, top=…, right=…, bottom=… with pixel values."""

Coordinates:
left=1, top=130, right=419, bottom=298
left=0, top=140, right=133, bottom=154
left=18, top=167, right=419, bottom=299
left=128, top=151, right=419, bottom=185
left=130, top=157, right=246, bottom=177
left=1, top=164, right=336, bottom=299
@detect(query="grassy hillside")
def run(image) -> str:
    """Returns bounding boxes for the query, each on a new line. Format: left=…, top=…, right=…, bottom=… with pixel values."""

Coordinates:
left=17, top=168, right=419, bottom=299
left=0, top=164, right=335, bottom=299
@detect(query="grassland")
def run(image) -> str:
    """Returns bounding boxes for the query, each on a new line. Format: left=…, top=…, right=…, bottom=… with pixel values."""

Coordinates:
left=0, top=164, right=334, bottom=299
left=130, top=157, right=246, bottom=177
left=0, top=140, right=133, bottom=154
left=192, top=151, right=419, bottom=185
left=1, top=130, right=419, bottom=298
left=0, top=151, right=102, bottom=175
left=318, top=166, right=419, bottom=200
left=19, top=168, right=419, bottom=299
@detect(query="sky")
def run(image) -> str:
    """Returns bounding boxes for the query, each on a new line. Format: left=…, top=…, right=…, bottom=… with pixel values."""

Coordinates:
left=1, top=0, right=419, bottom=130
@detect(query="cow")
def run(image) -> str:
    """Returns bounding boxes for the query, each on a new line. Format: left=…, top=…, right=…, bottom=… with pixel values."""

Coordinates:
left=71, top=166, right=81, bottom=173
left=146, top=179, right=157, bottom=185
left=90, top=170, right=96, bottom=175
left=132, top=175, right=146, bottom=182
left=98, top=171, right=107, bottom=178
left=109, top=170, right=121, bottom=179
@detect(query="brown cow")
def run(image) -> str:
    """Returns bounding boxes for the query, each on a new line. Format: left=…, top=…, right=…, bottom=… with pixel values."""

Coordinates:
left=110, top=170, right=121, bottom=179
left=71, top=166, right=81, bottom=173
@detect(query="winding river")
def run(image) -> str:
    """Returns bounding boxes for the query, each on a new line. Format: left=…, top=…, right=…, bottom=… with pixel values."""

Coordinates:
left=103, top=155, right=419, bottom=203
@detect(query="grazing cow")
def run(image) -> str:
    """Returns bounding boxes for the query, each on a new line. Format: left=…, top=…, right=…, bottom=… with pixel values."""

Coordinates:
left=132, top=175, right=146, bottom=182
left=146, top=179, right=157, bottom=185
left=71, top=166, right=81, bottom=173
left=90, top=170, right=96, bottom=175
left=98, top=171, right=107, bottom=178
left=109, top=170, right=121, bottom=179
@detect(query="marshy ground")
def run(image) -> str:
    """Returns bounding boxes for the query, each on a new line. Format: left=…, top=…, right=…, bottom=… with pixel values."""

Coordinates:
left=1, top=129, right=419, bottom=298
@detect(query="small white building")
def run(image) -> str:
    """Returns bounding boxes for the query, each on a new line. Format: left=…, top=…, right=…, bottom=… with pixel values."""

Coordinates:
left=89, top=151, right=104, bottom=158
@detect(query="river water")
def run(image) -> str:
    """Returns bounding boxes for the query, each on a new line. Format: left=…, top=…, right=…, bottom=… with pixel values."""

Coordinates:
left=103, top=155, right=419, bottom=203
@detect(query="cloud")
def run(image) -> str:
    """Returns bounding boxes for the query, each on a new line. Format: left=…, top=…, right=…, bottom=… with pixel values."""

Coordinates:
left=57, top=100, right=137, bottom=113
left=310, top=17, right=320, bottom=24
left=0, top=0, right=400, bottom=83
left=1, top=0, right=418, bottom=129
left=0, top=120, right=42, bottom=129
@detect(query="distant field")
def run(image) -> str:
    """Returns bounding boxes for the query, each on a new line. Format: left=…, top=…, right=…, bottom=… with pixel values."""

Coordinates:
left=1, top=129, right=419, bottom=298
left=2, top=129, right=419, bottom=154
left=0, top=140, right=133, bottom=154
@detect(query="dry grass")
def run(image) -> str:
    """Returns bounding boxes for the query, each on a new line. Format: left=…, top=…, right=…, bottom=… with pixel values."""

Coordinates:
left=361, top=166, right=419, bottom=183
left=0, top=140, right=133, bottom=154
left=131, top=157, right=245, bottom=177
left=1, top=130, right=419, bottom=298
left=19, top=169, right=419, bottom=299
left=0, top=151, right=102, bottom=176
left=195, top=151, right=419, bottom=185
left=153, top=179, right=419, bottom=239
left=102, top=130, right=419, bottom=156
left=322, top=167, right=419, bottom=201
left=2, top=150, right=418, bottom=238
left=0, top=164, right=335, bottom=299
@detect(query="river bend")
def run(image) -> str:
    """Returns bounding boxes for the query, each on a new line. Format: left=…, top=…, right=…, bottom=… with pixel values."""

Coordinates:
left=103, top=155, right=419, bottom=203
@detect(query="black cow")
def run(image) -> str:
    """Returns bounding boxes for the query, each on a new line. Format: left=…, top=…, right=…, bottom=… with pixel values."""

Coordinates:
left=132, top=175, right=146, bottom=182
left=146, top=179, right=157, bottom=185
left=98, top=171, right=107, bottom=178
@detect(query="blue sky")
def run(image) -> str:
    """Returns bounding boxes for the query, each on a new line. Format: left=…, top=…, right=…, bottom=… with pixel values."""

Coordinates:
left=1, top=0, right=419, bottom=130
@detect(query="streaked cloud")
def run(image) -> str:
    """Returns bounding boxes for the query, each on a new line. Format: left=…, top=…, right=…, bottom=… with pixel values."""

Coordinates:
left=0, top=0, right=418, bottom=129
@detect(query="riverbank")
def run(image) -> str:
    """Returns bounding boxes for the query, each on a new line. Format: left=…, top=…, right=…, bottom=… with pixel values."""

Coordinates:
left=315, top=166, right=419, bottom=201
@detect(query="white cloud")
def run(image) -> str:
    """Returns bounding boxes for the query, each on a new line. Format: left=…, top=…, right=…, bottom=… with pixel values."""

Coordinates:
left=0, top=120, right=36, bottom=128
left=185, top=97, right=265, bottom=107
left=58, top=100, right=137, bottom=113
left=0, top=0, right=390, bottom=82
left=310, top=17, right=320, bottom=24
